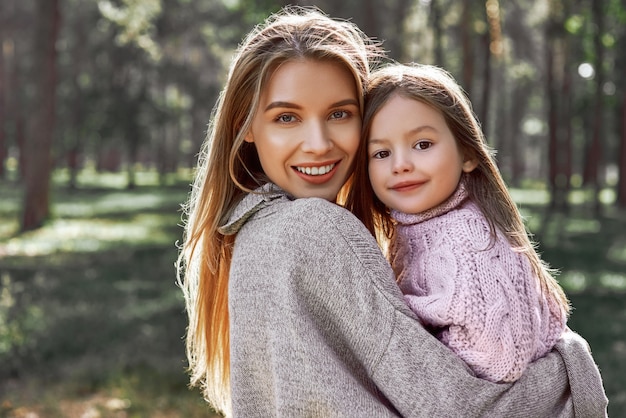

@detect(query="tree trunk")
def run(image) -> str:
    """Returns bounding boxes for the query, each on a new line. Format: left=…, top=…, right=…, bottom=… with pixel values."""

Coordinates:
left=479, top=25, right=491, bottom=130
left=0, top=15, right=6, bottom=180
left=616, top=0, right=626, bottom=209
left=460, top=1, right=474, bottom=96
left=7, top=34, right=26, bottom=182
left=561, top=45, right=573, bottom=210
left=361, top=0, right=378, bottom=51
left=545, top=0, right=572, bottom=212
left=430, top=0, right=444, bottom=67
left=546, top=25, right=561, bottom=209
left=618, top=90, right=626, bottom=208
left=582, top=0, right=604, bottom=215
left=68, top=7, right=87, bottom=190
left=387, top=0, right=412, bottom=61
left=21, top=0, right=60, bottom=231
left=508, top=78, right=532, bottom=186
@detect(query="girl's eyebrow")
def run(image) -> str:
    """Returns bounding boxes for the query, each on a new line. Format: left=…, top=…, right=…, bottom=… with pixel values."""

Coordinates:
left=407, top=125, right=438, bottom=135
left=368, top=138, right=388, bottom=146
left=369, top=125, right=438, bottom=144
left=265, top=98, right=359, bottom=112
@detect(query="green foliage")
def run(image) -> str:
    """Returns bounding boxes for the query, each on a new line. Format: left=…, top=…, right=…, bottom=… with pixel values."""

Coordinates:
left=564, top=14, right=584, bottom=34
left=98, top=0, right=163, bottom=61
left=229, top=0, right=286, bottom=26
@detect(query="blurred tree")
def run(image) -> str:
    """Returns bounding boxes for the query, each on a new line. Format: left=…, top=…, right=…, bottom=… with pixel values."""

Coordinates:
left=64, top=0, right=88, bottom=190
left=495, top=2, right=537, bottom=186
left=546, top=0, right=572, bottom=211
left=21, top=0, right=60, bottom=231
left=615, top=0, right=626, bottom=208
left=617, top=87, right=626, bottom=209
left=1, top=0, right=28, bottom=183
left=385, top=0, right=412, bottom=61
left=477, top=0, right=502, bottom=134
left=430, top=0, right=445, bottom=67
left=0, top=2, right=6, bottom=180
left=1, top=0, right=625, bottom=221
left=583, top=0, right=606, bottom=215
left=460, top=1, right=475, bottom=97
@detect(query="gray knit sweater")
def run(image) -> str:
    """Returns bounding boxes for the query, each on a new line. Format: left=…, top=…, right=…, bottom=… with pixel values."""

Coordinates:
left=220, top=184, right=608, bottom=418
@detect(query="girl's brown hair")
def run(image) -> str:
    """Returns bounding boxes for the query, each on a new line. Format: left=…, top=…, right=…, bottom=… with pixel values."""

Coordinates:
left=346, top=63, right=569, bottom=320
left=176, top=6, right=382, bottom=416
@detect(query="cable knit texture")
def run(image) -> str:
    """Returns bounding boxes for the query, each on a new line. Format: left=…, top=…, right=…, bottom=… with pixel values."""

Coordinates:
left=391, top=184, right=567, bottom=382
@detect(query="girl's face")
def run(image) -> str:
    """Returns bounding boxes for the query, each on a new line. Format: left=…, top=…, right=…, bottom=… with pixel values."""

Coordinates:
left=367, top=94, right=476, bottom=214
left=245, top=59, right=361, bottom=201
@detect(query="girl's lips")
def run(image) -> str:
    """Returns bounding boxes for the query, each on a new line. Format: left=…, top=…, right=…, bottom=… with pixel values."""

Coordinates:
left=292, top=161, right=340, bottom=184
left=390, top=181, right=424, bottom=192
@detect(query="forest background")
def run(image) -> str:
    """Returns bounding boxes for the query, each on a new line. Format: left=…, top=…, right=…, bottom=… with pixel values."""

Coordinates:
left=0, top=0, right=625, bottom=416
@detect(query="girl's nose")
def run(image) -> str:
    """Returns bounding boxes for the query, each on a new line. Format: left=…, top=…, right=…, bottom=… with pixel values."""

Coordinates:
left=301, top=120, right=333, bottom=154
left=392, top=153, right=414, bottom=174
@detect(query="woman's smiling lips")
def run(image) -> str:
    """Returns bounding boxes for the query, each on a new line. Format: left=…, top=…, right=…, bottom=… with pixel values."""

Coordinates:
left=390, top=180, right=425, bottom=192
left=292, top=161, right=340, bottom=184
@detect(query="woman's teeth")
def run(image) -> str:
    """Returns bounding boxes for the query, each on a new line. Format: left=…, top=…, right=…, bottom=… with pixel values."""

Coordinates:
left=296, top=163, right=335, bottom=176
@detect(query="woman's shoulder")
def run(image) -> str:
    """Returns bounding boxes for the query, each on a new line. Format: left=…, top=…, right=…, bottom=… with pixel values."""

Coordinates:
left=269, top=197, right=372, bottom=241
left=292, top=197, right=361, bottom=221
left=221, top=185, right=364, bottom=237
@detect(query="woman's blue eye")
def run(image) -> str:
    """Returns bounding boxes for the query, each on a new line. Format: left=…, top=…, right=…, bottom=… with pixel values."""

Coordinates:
left=277, top=114, right=296, bottom=123
left=330, top=110, right=349, bottom=120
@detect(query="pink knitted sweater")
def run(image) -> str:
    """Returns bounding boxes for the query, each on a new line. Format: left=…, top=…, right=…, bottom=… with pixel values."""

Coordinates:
left=391, top=184, right=566, bottom=382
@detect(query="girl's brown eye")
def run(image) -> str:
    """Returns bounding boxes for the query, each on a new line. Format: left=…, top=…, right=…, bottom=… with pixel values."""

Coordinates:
left=372, top=150, right=390, bottom=159
left=415, top=141, right=432, bottom=150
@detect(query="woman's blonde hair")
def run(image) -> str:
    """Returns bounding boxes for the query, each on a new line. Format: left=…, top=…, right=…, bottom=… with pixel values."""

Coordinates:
left=346, top=63, right=570, bottom=319
left=176, top=6, right=382, bottom=416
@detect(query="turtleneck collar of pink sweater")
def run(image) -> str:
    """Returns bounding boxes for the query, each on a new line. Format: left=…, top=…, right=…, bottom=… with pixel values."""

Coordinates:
left=391, top=180, right=468, bottom=225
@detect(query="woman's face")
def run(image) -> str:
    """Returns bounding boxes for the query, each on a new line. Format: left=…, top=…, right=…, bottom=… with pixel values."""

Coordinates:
left=245, top=59, right=361, bottom=201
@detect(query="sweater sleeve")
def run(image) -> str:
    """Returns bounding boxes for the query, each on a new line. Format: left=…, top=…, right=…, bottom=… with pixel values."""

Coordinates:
left=229, top=197, right=608, bottom=417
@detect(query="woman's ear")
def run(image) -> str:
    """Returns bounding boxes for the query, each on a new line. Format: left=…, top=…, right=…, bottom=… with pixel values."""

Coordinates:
left=244, top=132, right=254, bottom=143
left=462, top=157, right=478, bottom=173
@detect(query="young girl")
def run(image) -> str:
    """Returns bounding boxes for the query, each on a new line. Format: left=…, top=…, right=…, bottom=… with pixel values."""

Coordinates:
left=177, top=7, right=608, bottom=417
left=348, top=63, right=570, bottom=383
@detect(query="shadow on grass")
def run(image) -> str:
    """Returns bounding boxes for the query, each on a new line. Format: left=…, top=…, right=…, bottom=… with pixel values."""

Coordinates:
left=0, top=179, right=217, bottom=417
left=0, top=249, right=215, bottom=416
left=520, top=203, right=626, bottom=417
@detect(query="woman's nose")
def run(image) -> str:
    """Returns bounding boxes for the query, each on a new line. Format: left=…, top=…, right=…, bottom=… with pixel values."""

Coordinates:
left=301, top=120, right=333, bottom=154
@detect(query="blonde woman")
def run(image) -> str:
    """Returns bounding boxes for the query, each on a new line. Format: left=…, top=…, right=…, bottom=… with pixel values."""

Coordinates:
left=178, top=7, right=608, bottom=417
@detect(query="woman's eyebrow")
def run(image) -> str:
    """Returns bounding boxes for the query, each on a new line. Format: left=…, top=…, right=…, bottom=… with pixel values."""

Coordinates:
left=330, top=98, right=359, bottom=108
left=265, top=101, right=301, bottom=111
left=264, top=98, right=359, bottom=112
